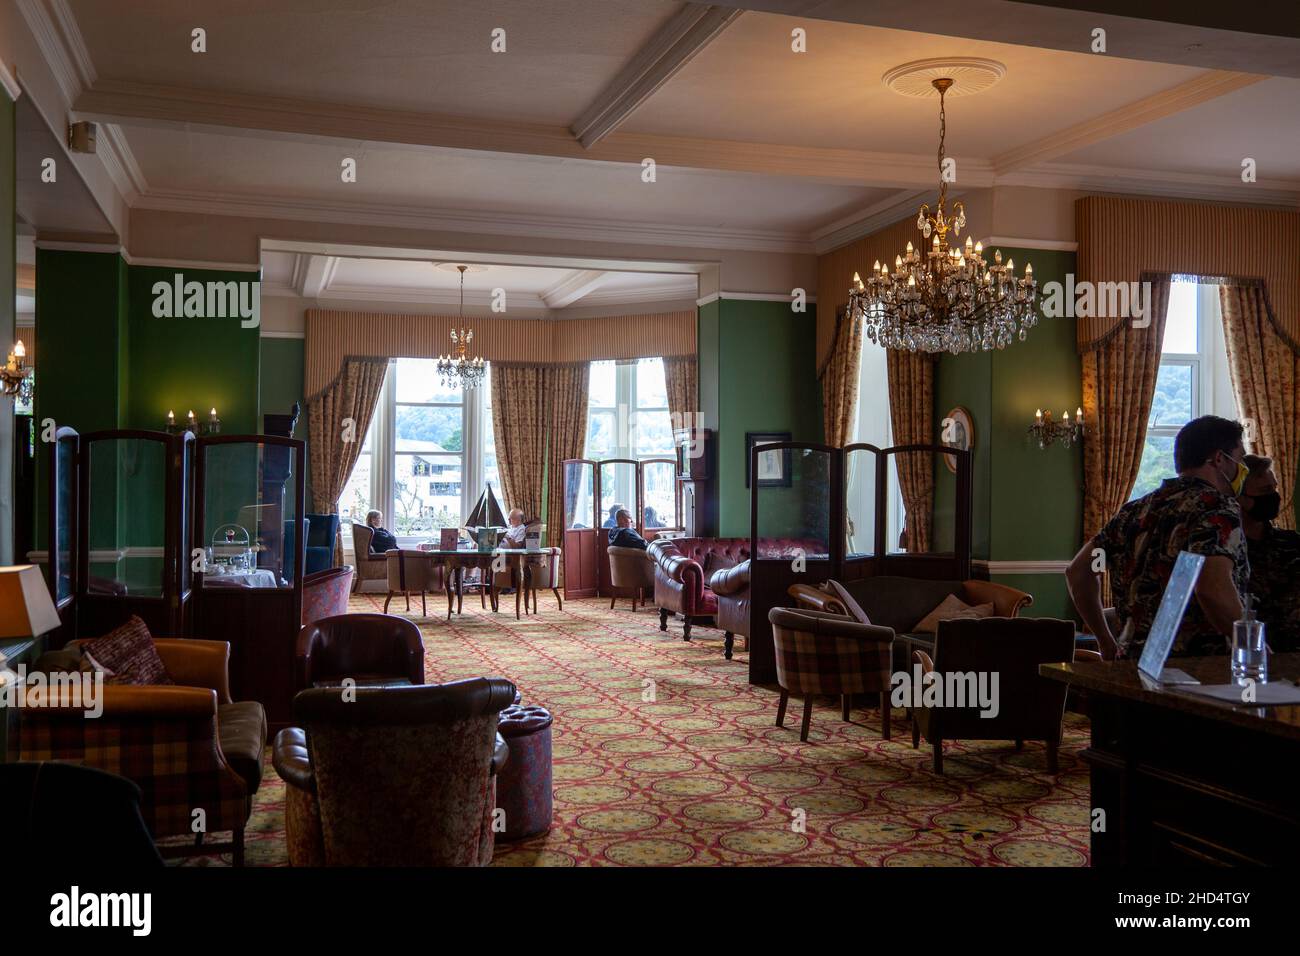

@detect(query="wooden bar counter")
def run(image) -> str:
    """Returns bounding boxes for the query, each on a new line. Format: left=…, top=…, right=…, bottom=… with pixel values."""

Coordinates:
left=1041, top=654, right=1300, bottom=866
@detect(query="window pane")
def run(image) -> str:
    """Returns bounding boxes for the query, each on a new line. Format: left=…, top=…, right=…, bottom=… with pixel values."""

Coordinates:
left=589, top=361, right=616, bottom=407
left=1162, top=282, right=1198, bottom=353
left=1148, top=363, right=1193, bottom=427
left=633, top=409, right=674, bottom=456
left=340, top=451, right=372, bottom=527
left=482, top=367, right=500, bottom=507
left=1131, top=434, right=1176, bottom=501
left=587, top=410, right=615, bottom=459
left=395, top=452, right=461, bottom=535
left=397, top=405, right=462, bottom=449
left=395, top=357, right=463, bottom=404
left=636, top=357, right=667, bottom=409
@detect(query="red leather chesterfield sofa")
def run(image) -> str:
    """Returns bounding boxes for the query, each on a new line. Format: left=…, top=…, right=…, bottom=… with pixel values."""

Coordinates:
left=649, top=537, right=817, bottom=653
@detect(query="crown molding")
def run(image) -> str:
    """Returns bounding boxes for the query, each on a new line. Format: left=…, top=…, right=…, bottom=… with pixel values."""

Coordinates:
left=993, top=71, right=1266, bottom=175
left=0, top=56, right=20, bottom=100
left=132, top=186, right=815, bottom=254
left=48, top=0, right=96, bottom=89
left=697, top=291, right=815, bottom=306
left=571, top=3, right=742, bottom=148
left=578, top=281, right=700, bottom=306
left=16, top=0, right=81, bottom=102
left=541, top=270, right=608, bottom=309
left=999, top=161, right=1300, bottom=207
left=978, top=236, right=1078, bottom=252
left=811, top=188, right=935, bottom=254
left=96, top=123, right=149, bottom=203
left=34, top=239, right=122, bottom=254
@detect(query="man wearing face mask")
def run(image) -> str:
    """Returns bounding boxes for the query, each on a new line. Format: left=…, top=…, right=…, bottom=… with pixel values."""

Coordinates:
left=1066, top=415, right=1249, bottom=660
left=1238, top=454, right=1300, bottom=652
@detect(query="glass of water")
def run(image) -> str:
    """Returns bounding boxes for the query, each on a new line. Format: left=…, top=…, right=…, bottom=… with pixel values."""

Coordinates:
left=1231, top=619, right=1267, bottom=684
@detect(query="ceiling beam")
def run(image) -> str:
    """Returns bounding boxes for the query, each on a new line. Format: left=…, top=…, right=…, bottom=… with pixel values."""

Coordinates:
left=570, top=4, right=743, bottom=148
left=993, top=70, right=1266, bottom=174
left=72, top=80, right=972, bottom=188
left=291, top=253, right=339, bottom=298
left=541, top=270, right=611, bottom=308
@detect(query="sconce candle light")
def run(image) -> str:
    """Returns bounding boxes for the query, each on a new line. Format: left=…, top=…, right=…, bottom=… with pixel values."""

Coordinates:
left=1029, top=406, right=1084, bottom=449
left=165, top=406, right=221, bottom=435
left=2, top=339, right=31, bottom=398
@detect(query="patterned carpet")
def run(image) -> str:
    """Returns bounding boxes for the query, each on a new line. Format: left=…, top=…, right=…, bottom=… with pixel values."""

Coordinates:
left=208, top=594, right=1092, bottom=866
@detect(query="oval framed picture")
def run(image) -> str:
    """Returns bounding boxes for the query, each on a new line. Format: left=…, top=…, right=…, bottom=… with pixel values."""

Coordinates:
left=942, top=405, right=974, bottom=474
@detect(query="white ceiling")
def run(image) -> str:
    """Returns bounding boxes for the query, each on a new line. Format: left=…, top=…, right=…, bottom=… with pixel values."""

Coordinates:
left=15, top=0, right=1300, bottom=270
left=261, top=250, right=698, bottom=314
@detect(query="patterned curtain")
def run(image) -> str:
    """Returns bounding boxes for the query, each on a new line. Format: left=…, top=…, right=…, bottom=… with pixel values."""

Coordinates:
left=820, top=308, right=863, bottom=447
left=307, top=357, right=389, bottom=565
left=545, top=363, right=591, bottom=548
left=1081, top=274, right=1171, bottom=541
left=1220, top=281, right=1299, bottom=530
left=663, top=356, right=697, bottom=432
left=885, top=350, right=935, bottom=552
left=490, top=364, right=549, bottom=522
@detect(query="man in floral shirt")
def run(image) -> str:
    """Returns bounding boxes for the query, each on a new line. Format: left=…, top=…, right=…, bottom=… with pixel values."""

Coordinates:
left=1238, top=454, right=1300, bottom=652
left=1067, top=416, right=1249, bottom=660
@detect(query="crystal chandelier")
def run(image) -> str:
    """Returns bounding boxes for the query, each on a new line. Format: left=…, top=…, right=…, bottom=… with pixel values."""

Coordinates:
left=436, top=265, right=486, bottom=389
left=848, top=77, right=1037, bottom=353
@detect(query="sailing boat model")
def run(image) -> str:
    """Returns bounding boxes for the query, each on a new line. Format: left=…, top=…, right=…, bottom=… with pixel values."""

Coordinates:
left=465, top=482, right=507, bottom=549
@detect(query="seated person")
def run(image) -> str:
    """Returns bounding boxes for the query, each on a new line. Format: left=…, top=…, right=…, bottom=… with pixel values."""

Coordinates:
left=1238, top=454, right=1300, bottom=652
left=643, top=506, right=664, bottom=528
left=503, top=508, right=528, bottom=547
left=365, top=510, right=399, bottom=554
left=602, top=503, right=625, bottom=529
left=608, top=509, right=648, bottom=550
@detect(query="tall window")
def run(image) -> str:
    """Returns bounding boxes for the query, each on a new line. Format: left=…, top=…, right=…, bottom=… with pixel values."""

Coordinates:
left=585, top=359, right=673, bottom=520
left=1130, top=280, right=1238, bottom=499
left=343, top=358, right=496, bottom=544
left=848, top=331, right=906, bottom=553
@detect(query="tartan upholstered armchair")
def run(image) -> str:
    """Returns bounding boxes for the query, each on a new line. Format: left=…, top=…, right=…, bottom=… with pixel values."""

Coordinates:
left=767, top=606, right=895, bottom=742
left=17, top=638, right=266, bottom=865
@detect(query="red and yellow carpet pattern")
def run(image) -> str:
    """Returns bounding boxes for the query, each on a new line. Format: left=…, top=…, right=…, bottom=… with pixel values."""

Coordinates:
left=226, top=594, right=1091, bottom=866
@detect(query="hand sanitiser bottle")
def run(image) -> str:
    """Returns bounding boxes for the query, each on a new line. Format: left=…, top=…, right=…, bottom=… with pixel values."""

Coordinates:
left=1231, top=597, right=1268, bottom=685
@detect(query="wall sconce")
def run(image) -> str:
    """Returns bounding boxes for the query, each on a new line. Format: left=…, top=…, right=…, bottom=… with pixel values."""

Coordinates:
left=1029, top=406, right=1084, bottom=449
left=165, top=407, right=221, bottom=435
left=2, top=340, right=31, bottom=399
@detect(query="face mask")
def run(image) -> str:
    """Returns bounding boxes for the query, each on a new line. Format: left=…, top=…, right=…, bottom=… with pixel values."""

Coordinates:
left=1248, top=491, right=1282, bottom=522
left=1219, top=455, right=1249, bottom=496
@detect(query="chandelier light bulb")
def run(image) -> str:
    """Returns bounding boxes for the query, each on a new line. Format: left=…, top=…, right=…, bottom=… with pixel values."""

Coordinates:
left=13, top=340, right=25, bottom=358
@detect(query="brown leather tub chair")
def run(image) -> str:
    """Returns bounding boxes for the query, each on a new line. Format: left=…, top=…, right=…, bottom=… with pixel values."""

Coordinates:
left=608, top=544, right=656, bottom=610
left=272, top=678, right=516, bottom=866
left=350, top=523, right=390, bottom=593
left=768, top=606, right=894, bottom=741
left=709, top=561, right=750, bottom=660
left=910, top=616, right=1076, bottom=774
left=296, top=613, right=425, bottom=690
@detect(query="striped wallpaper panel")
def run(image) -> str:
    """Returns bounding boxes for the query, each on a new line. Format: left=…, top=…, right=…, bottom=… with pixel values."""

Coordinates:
left=305, top=308, right=696, bottom=399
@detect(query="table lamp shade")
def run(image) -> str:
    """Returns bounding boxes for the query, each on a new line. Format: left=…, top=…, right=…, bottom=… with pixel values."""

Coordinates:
left=0, top=565, right=62, bottom=639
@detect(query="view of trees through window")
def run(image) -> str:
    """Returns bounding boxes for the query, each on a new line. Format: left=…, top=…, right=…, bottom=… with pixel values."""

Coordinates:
left=586, top=358, right=676, bottom=526
left=1130, top=280, right=1237, bottom=500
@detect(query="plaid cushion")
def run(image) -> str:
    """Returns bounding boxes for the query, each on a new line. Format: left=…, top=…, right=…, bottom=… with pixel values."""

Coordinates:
left=772, top=627, right=891, bottom=695
left=18, top=710, right=249, bottom=839
left=81, top=616, right=173, bottom=686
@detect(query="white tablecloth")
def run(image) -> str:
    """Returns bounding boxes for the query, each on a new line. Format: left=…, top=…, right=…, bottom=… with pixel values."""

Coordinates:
left=204, top=569, right=279, bottom=588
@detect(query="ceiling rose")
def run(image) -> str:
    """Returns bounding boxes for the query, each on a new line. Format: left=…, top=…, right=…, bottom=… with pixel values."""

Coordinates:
left=433, top=261, right=490, bottom=274
left=882, top=57, right=1006, bottom=98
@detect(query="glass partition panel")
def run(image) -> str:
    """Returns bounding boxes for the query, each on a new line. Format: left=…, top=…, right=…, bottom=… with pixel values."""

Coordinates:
left=53, top=432, right=77, bottom=603
left=884, top=449, right=949, bottom=555
left=563, top=460, right=595, bottom=530
left=201, top=440, right=299, bottom=588
left=844, top=444, right=878, bottom=558
left=639, top=458, right=678, bottom=530
left=598, top=459, right=638, bottom=531
left=754, top=446, right=831, bottom=560
left=86, top=437, right=167, bottom=598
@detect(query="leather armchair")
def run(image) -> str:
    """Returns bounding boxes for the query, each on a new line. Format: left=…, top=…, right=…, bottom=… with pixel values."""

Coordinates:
left=296, top=613, right=425, bottom=689
left=649, top=536, right=751, bottom=641
left=767, top=606, right=894, bottom=741
left=384, top=549, right=441, bottom=616
left=272, top=677, right=517, bottom=866
left=17, top=638, right=266, bottom=865
left=910, top=616, right=1075, bottom=774
left=608, top=544, right=656, bottom=610
left=708, top=560, right=750, bottom=660
left=350, top=523, right=390, bottom=593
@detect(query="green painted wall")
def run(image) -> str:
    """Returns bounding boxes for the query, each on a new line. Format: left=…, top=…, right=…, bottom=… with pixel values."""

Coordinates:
left=711, top=298, right=822, bottom=537
left=933, top=247, right=1082, bottom=620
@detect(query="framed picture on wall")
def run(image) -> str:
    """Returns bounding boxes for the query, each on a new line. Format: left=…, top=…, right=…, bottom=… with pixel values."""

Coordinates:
left=745, top=431, right=792, bottom=488
left=941, top=406, right=975, bottom=474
